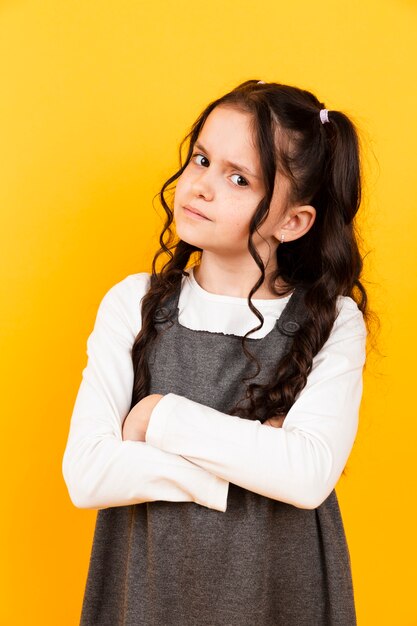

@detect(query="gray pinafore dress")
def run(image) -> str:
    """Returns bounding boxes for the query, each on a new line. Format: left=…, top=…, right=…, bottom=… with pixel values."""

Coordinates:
left=79, top=277, right=357, bottom=626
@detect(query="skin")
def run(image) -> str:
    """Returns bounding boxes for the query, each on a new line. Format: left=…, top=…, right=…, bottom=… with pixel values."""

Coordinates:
left=122, top=105, right=317, bottom=441
left=122, top=394, right=163, bottom=442
left=173, top=104, right=316, bottom=299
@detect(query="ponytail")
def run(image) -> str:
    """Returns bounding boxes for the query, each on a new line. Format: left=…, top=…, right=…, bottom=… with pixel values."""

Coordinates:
left=324, top=110, right=362, bottom=225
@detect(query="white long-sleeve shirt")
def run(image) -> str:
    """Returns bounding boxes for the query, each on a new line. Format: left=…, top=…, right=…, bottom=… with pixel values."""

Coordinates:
left=62, top=267, right=367, bottom=512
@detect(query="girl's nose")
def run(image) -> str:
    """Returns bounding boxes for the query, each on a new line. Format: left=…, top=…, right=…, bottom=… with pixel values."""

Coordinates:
left=191, top=170, right=214, bottom=200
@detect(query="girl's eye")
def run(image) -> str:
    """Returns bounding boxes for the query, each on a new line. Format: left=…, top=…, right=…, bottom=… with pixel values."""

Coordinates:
left=192, top=154, right=209, bottom=167
left=191, top=153, right=249, bottom=188
left=230, top=174, right=249, bottom=187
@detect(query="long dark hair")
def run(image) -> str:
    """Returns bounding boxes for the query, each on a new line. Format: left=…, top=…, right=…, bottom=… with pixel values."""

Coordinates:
left=130, top=79, right=376, bottom=435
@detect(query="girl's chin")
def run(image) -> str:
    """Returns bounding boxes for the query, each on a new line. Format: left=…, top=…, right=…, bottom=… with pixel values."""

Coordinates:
left=174, top=227, right=213, bottom=250
left=176, top=231, right=204, bottom=246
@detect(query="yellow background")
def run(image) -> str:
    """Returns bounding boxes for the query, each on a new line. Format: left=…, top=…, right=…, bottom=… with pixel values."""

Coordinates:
left=1, top=1, right=416, bottom=624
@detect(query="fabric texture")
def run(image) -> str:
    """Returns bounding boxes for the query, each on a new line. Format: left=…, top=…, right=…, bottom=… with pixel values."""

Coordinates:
left=62, top=267, right=367, bottom=511
left=77, top=276, right=358, bottom=625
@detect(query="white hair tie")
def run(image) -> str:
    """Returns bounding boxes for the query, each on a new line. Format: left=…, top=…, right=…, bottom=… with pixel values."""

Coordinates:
left=320, top=109, right=330, bottom=124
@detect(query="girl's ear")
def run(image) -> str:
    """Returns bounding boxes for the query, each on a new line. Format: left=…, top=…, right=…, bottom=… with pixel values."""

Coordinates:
left=276, top=204, right=316, bottom=243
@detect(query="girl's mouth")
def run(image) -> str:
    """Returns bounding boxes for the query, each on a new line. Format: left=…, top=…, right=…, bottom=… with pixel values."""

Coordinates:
left=183, top=206, right=210, bottom=220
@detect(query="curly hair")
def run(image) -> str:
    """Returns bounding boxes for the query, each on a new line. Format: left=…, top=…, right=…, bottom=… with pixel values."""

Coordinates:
left=129, top=79, right=377, bottom=442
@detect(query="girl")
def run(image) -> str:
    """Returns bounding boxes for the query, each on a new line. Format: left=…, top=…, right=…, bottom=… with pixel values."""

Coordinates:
left=62, top=79, right=369, bottom=625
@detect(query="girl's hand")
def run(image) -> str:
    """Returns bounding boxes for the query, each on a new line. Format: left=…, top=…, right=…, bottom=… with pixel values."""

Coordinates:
left=264, top=415, right=286, bottom=428
left=122, top=394, right=164, bottom=442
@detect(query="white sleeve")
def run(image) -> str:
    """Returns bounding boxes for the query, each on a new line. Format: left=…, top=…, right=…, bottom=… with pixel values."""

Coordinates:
left=61, top=275, right=229, bottom=512
left=145, top=297, right=367, bottom=510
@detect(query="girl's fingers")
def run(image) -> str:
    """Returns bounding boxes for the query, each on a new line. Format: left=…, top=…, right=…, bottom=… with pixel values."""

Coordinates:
left=264, top=415, right=286, bottom=428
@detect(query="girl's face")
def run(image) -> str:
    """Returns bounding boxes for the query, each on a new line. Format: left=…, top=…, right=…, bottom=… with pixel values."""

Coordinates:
left=173, top=105, right=290, bottom=268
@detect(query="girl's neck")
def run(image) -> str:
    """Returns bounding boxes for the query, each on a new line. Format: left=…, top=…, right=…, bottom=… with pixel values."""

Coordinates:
left=192, top=264, right=290, bottom=300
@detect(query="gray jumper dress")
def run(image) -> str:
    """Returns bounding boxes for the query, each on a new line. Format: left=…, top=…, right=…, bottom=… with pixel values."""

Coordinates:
left=79, top=278, right=357, bottom=626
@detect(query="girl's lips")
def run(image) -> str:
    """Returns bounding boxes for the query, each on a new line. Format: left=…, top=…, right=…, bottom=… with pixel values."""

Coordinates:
left=183, top=206, right=210, bottom=220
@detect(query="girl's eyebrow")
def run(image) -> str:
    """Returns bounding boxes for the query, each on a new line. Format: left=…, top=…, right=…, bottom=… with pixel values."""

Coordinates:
left=194, top=141, right=261, bottom=180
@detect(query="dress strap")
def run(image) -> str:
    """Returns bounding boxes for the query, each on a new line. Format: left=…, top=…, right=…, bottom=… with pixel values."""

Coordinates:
left=276, top=285, right=309, bottom=336
left=152, top=276, right=183, bottom=327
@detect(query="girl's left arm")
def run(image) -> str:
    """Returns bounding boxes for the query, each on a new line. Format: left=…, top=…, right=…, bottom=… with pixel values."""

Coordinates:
left=145, top=298, right=367, bottom=510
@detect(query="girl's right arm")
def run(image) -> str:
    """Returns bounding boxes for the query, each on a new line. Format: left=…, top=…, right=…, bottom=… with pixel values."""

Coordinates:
left=61, top=274, right=229, bottom=512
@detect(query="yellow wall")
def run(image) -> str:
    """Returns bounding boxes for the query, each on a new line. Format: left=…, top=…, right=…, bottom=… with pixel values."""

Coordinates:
left=1, top=1, right=416, bottom=624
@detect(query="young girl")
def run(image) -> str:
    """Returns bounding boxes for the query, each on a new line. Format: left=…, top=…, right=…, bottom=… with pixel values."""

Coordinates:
left=62, top=79, right=369, bottom=625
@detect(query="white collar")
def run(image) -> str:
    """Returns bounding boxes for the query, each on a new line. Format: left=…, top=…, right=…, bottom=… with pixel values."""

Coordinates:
left=177, top=266, right=292, bottom=338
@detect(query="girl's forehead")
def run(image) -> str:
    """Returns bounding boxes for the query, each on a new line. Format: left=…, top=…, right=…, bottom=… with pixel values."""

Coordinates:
left=197, top=107, right=262, bottom=174
left=200, top=105, right=254, bottom=139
